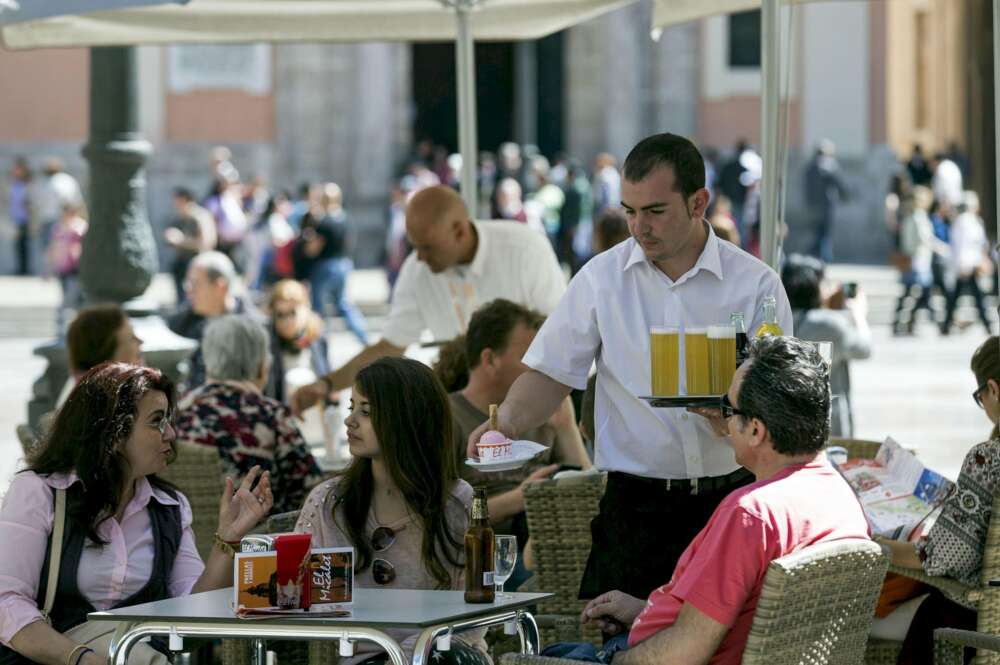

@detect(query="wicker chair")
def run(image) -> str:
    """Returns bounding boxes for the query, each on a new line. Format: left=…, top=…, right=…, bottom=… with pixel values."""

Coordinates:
left=935, top=628, right=1000, bottom=665
left=159, top=439, right=226, bottom=560
left=500, top=539, right=887, bottom=665
left=16, top=424, right=37, bottom=456
left=864, top=494, right=1000, bottom=665
left=521, top=472, right=606, bottom=647
left=835, top=440, right=1000, bottom=665
left=828, top=437, right=883, bottom=461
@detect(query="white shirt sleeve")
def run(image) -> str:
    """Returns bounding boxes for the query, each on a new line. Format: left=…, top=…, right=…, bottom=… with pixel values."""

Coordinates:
left=522, top=269, right=600, bottom=391
left=520, top=235, right=567, bottom=315
left=380, top=255, right=427, bottom=348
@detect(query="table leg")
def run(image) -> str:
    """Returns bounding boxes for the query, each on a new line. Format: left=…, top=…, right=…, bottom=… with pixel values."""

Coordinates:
left=106, top=622, right=135, bottom=665
left=515, top=612, right=540, bottom=655
left=251, top=638, right=266, bottom=665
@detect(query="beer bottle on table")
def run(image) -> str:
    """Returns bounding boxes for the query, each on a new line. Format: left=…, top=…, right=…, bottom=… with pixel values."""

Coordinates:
left=464, top=487, right=495, bottom=603
left=754, top=296, right=784, bottom=338
left=730, top=311, right=749, bottom=367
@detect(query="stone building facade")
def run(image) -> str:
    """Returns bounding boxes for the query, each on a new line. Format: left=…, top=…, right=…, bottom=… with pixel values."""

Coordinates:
left=0, top=0, right=988, bottom=274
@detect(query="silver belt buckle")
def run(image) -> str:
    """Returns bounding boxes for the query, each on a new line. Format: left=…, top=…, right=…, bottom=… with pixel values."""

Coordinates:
left=690, top=477, right=700, bottom=495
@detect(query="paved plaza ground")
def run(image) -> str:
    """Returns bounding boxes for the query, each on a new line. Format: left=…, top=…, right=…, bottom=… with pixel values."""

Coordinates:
left=0, top=264, right=994, bottom=493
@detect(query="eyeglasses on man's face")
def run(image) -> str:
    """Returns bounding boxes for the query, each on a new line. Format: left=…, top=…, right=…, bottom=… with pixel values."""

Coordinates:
left=720, top=393, right=748, bottom=419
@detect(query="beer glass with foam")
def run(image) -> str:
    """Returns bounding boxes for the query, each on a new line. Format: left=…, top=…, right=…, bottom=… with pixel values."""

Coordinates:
left=650, top=326, right=680, bottom=396
left=685, top=328, right=711, bottom=395
left=708, top=325, right=737, bottom=394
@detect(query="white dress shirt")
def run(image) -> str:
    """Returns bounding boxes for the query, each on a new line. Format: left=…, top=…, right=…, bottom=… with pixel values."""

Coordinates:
left=523, top=226, right=793, bottom=480
left=381, top=220, right=567, bottom=346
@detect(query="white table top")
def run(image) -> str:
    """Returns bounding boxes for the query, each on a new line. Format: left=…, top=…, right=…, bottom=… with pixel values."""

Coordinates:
left=89, top=588, right=551, bottom=629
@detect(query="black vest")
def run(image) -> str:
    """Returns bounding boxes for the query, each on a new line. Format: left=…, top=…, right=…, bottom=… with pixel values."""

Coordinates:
left=0, top=483, right=182, bottom=664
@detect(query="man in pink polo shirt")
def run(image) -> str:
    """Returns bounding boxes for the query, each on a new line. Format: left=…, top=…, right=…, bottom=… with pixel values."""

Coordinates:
left=578, top=336, right=870, bottom=665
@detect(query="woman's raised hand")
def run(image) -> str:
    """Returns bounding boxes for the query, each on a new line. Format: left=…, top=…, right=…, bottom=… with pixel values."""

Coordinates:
left=217, top=466, right=273, bottom=541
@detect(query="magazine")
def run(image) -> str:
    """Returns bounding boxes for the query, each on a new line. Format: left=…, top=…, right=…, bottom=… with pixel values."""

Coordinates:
left=234, top=546, right=354, bottom=616
left=832, top=437, right=954, bottom=539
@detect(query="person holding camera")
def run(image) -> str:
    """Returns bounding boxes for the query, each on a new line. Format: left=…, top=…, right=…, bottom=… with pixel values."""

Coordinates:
left=780, top=254, right=871, bottom=437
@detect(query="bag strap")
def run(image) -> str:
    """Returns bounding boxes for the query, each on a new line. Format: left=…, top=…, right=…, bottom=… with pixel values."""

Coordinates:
left=40, top=488, right=66, bottom=623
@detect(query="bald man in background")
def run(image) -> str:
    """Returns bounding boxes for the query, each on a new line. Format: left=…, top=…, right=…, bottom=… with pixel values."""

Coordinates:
left=292, top=185, right=567, bottom=414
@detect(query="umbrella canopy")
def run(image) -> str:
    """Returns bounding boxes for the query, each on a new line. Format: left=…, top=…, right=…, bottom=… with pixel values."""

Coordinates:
left=0, top=0, right=635, bottom=49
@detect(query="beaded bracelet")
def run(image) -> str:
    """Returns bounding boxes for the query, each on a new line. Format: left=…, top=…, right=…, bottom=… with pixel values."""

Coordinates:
left=214, top=532, right=241, bottom=557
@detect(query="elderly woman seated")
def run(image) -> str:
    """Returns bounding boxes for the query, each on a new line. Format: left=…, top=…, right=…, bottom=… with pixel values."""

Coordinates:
left=175, top=314, right=323, bottom=514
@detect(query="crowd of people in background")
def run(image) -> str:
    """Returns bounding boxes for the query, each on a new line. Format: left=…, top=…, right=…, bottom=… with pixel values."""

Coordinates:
left=887, top=143, right=994, bottom=336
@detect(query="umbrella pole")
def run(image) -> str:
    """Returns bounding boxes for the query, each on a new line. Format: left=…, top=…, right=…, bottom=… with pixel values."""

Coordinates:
left=994, top=0, right=999, bottom=247
left=760, top=0, right=781, bottom=270
left=454, top=1, right=479, bottom=217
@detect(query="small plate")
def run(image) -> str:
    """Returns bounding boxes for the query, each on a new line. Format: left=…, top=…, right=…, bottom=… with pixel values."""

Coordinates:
left=639, top=395, right=723, bottom=409
left=465, top=440, right=548, bottom=473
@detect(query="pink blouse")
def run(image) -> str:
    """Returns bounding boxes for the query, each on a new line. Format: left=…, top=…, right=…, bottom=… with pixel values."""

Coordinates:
left=0, top=472, right=205, bottom=645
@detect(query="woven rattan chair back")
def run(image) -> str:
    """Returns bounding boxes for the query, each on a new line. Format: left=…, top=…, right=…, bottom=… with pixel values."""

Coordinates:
left=827, top=438, right=883, bottom=461
left=159, top=439, right=225, bottom=561
left=742, top=539, right=888, bottom=665
left=523, top=473, right=605, bottom=646
left=267, top=510, right=300, bottom=534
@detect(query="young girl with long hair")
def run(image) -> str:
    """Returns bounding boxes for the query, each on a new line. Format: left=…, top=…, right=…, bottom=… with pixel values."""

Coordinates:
left=295, top=356, right=489, bottom=665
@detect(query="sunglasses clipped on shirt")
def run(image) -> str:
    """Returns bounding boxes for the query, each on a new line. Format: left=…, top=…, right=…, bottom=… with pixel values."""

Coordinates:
left=371, top=525, right=397, bottom=585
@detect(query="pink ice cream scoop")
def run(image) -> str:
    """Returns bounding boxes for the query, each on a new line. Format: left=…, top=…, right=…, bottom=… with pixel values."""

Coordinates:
left=477, top=406, right=513, bottom=460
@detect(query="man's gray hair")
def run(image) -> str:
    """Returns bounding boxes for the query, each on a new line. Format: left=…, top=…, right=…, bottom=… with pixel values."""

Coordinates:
left=737, top=335, right=831, bottom=455
left=202, top=314, right=270, bottom=381
left=191, top=251, right=237, bottom=292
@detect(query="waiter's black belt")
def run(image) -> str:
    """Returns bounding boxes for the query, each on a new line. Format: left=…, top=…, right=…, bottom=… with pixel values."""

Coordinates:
left=607, top=467, right=754, bottom=495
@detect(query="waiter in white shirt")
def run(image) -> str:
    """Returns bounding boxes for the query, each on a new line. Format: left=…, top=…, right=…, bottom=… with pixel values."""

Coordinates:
left=292, top=185, right=567, bottom=414
left=467, top=133, right=793, bottom=605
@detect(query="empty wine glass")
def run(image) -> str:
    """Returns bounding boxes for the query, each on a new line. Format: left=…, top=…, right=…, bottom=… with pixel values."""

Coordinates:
left=494, top=535, right=518, bottom=599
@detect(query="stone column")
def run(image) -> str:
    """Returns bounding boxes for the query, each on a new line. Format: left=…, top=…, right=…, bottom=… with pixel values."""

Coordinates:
left=29, top=47, right=195, bottom=428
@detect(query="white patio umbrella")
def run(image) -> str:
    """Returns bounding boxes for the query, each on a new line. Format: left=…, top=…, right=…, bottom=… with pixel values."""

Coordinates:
left=0, top=0, right=637, bottom=215
left=0, top=0, right=187, bottom=25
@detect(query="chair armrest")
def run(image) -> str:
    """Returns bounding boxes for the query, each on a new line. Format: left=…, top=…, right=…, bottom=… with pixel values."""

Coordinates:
left=934, top=628, right=1000, bottom=665
left=500, top=655, right=583, bottom=665
left=888, top=564, right=977, bottom=607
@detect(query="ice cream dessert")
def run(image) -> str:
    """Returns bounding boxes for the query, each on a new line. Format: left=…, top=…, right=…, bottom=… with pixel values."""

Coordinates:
left=477, top=404, right=513, bottom=460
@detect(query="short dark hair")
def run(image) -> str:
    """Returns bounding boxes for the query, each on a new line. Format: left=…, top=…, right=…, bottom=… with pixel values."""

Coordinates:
left=172, top=187, right=194, bottom=201
left=780, top=254, right=825, bottom=311
left=623, top=133, right=706, bottom=200
left=66, top=304, right=127, bottom=373
left=737, top=336, right=830, bottom=455
left=594, top=208, right=630, bottom=253
left=465, top=299, right=545, bottom=370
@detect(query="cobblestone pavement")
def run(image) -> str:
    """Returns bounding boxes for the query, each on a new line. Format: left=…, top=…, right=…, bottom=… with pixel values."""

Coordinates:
left=0, top=265, right=994, bottom=492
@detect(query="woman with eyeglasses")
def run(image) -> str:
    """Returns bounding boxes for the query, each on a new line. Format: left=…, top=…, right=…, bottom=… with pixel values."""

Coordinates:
left=0, top=362, right=272, bottom=665
left=267, top=279, right=331, bottom=405
left=870, top=335, right=1000, bottom=663
left=294, top=357, right=490, bottom=665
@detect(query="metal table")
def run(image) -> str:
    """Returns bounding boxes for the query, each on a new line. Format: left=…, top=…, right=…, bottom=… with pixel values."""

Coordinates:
left=89, top=587, right=550, bottom=665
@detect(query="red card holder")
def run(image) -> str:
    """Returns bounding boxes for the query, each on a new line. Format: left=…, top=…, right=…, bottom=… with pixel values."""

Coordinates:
left=274, top=533, right=313, bottom=609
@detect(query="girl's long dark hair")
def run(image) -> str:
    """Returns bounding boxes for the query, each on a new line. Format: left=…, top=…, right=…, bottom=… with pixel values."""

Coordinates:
left=27, top=362, right=177, bottom=545
left=335, top=357, right=462, bottom=589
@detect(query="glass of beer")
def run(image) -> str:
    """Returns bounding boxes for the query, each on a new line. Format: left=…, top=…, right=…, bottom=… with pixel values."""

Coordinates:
left=650, top=326, right=680, bottom=396
left=685, top=328, right=711, bottom=396
left=708, top=325, right=737, bottom=395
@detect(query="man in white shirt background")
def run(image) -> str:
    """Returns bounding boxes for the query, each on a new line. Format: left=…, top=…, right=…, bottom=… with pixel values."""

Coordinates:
left=292, top=184, right=567, bottom=414
left=468, top=133, right=793, bottom=611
